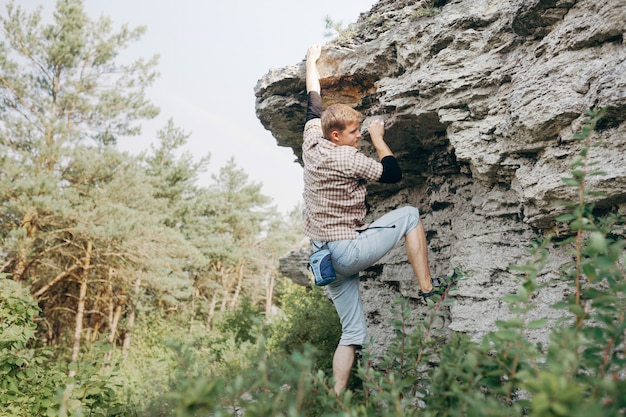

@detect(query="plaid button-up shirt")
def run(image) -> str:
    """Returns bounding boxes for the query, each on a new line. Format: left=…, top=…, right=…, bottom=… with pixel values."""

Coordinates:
left=302, top=119, right=383, bottom=241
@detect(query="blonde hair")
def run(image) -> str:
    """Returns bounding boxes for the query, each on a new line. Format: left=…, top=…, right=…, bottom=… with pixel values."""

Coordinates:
left=321, top=104, right=362, bottom=139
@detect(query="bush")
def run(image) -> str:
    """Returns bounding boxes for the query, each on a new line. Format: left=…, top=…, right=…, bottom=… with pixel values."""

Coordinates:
left=215, top=297, right=263, bottom=344
left=267, top=281, right=341, bottom=372
left=117, top=306, right=264, bottom=416
left=1, top=278, right=123, bottom=417
left=0, top=277, right=62, bottom=416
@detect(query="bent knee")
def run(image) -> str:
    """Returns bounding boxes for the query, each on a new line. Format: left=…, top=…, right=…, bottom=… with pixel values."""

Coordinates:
left=399, top=206, right=421, bottom=230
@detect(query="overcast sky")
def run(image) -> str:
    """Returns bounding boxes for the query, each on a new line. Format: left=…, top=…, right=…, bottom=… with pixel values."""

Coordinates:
left=9, top=0, right=378, bottom=212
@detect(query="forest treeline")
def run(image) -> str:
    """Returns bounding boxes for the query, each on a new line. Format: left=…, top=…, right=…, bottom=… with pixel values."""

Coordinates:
left=0, top=0, right=305, bottom=347
left=0, top=0, right=321, bottom=414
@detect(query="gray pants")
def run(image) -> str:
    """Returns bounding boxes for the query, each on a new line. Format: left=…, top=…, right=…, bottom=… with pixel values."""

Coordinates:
left=313, top=206, right=421, bottom=346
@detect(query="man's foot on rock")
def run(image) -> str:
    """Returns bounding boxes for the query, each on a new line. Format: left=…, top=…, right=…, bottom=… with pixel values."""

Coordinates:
left=419, top=271, right=459, bottom=301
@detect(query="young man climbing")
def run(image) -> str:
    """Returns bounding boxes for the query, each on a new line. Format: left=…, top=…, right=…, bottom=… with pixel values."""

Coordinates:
left=302, top=44, right=453, bottom=394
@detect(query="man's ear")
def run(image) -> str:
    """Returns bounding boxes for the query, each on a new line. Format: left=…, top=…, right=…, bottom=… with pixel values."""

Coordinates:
left=329, top=130, right=340, bottom=142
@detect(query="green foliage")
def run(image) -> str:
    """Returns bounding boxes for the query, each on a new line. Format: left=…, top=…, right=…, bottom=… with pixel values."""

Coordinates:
left=216, top=297, right=264, bottom=344
left=0, top=278, right=61, bottom=416
left=268, top=281, right=341, bottom=372
left=0, top=0, right=159, bottom=148
left=340, top=292, right=459, bottom=416
left=0, top=0, right=193, bottom=347
left=323, top=15, right=357, bottom=42
left=57, top=342, right=125, bottom=417
left=0, top=277, right=39, bottom=351
left=107, top=313, right=192, bottom=415
left=134, top=281, right=459, bottom=417
left=105, top=307, right=263, bottom=416
left=1, top=278, right=123, bottom=417
left=0, top=2, right=305, bottom=416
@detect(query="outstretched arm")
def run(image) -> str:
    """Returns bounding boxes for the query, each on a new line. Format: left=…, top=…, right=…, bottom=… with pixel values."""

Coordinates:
left=305, top=45, right=323, bottom=123
left=306, top=45, right=322, bottom=94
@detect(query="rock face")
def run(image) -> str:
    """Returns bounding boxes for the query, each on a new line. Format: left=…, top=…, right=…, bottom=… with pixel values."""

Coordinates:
left=256, top=0, right=626, bottom=356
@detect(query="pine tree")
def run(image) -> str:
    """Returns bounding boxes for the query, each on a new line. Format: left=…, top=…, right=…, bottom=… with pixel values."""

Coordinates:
left=0, top=0, right=171, bottom=360
left=176, top=159, right=271, bottom=329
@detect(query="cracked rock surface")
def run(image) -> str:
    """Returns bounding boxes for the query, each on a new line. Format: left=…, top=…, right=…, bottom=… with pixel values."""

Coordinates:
left=256, top=0, right=626, bottom=356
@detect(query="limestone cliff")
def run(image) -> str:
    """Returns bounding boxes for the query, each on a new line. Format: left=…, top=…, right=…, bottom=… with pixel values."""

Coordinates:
left=255, top=0, right=626, bottom=355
